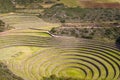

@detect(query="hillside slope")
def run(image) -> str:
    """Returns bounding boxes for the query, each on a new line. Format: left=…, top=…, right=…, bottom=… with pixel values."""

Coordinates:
left=1, top=0, right=120, bottom=13
left=0, top=0, right=14, bottom=13
left=40, top=5, right=120, bottom=23
left=0, top=62, right=23, bottom=80
left=59, top=0, right=120, bottom=8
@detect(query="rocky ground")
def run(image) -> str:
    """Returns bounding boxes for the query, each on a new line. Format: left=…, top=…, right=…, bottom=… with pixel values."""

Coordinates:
left=50, top=23, right=120, bottom=43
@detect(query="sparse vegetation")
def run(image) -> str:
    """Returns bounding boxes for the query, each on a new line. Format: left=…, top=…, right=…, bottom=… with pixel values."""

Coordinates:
left=40, top=5, right=120, bottom=22
left=0, top=20, right=12, bottom=32
left=0, top=62, right=23, bottom=80
left=15, top=0, right=43, bottom=5
left=0, top=0, right=15, bottom=13
left=50, top=26, right=120, bottom=42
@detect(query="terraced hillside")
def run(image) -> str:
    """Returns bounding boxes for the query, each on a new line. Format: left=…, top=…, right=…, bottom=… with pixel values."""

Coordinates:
left=0, top=12, right=120, bottom=80
left=0, top=13, right=59, bottom=30
left=0, top=28, right=119, bottom=80
left=0, top=62, right=23, bottom=80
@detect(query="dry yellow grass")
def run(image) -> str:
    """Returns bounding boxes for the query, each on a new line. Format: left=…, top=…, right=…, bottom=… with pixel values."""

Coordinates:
left=0, top=13, right=60, bottom=30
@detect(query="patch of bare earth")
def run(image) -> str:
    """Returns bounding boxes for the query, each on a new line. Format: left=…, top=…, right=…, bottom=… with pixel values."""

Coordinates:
left=80, top=1, right=120, bottom=8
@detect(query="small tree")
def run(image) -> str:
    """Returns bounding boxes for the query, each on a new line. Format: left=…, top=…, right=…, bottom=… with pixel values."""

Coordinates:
left=60, top=19, right=65, bottom=23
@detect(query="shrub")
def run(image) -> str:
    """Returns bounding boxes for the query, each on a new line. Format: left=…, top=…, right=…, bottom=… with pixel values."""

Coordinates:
left=41, top=6, right=120, bottom=22
left=0, top=0, right=15, bottom=13
left=0, top=20, right=13, bottom=32
left=60, top=19, right=65, bottom=23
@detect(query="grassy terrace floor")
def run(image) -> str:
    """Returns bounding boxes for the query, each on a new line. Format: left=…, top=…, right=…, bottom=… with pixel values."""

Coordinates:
left=0, top=29, right=119, bottom=80
left=0, top=13, right=119, bottom=80
left=0, top=13, right=60, bottom=30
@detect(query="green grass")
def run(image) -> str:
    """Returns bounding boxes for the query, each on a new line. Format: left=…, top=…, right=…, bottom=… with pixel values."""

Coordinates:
left=0, top=13, right=60, bottom=30
left=4, top=29, right=51, bottom=37
left=60, top=68, right=85, bottom=79
left=0, top=30, right=119, bottom=80
left=59, top=0, right=79, bottom=7
left=0, top=13, right=119, bottom=80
